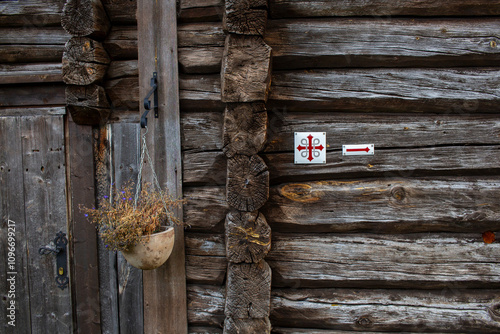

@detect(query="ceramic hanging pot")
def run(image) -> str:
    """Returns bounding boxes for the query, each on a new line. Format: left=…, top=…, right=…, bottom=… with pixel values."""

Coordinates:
left=121, top=226, right=175, bottom=270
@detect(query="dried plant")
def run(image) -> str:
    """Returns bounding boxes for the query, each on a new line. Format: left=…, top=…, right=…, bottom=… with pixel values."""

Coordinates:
left=80, top=183, right=184, bottom=251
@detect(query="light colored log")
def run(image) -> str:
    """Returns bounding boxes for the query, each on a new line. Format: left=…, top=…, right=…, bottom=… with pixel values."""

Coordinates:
left=187, top=284, right=225, bottom=327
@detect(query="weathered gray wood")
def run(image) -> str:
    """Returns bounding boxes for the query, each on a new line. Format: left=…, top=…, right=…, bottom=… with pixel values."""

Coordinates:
left=63, top=37, right=110, bottom=85
left=227, top=154, right=269, bottom=211
left=104, top=26, right=138, bottom=60
left=188, top=284, right=226, bottom=327
left=107, top=60, right=139, bottom=79
left=225, top=261, right=271, bottom=318
left=105, top=76, right=139, bottom=112
left=266, top=18, right=500, bottom=69
left=67, top=119, right=101, bottom=334
left=0, top=0, right=64, bottom=27
left=224, top=317, right=271, bottom=334
left=221, top=35, right=272, bottom=103
left=263, top=178, right=500, bottom=233
left=111, top=123, right=144, bottom=334
left=62, top=0, right=111, bottom=39
left=189, top=327, right=223, bottom=334
left=0, top=85, right=65, bottom=107
left=269, top=0, right=500, bottom=18
left=0, top=117, right=31, bottom=334
left=183, top=151, right=226, bottom=186
left=178, top=23, right=225, bottom=48
left=178, top=22, right=223, bottom=73
left=271, top=288, right=500, bottom=332
left=183, top=186, right=228, bottom=232
left=180, top=74, right=223, bottom=111
left=223, top=103, right=267, bottom=158
left=270, top=68, right=500, bottom=112
left=225, top=210, right=271, bottom=263
left=102, top=0, right=137, bottom=24
left=181, top=111, right=223, bottom=152
left=66, top=84, right=111, bottom=125
left=0, top=63, right=62, bottom=84
left=186, top=233, right=226, bottom=284
left=223, top=0, right=267, bottom=35
left=138, top=0, right=187, bottom=332
left=268, top=233, right=500, bottom=288
left=0, top=107, right=66, bottom=117
left=179, top=0, right=224, bottom=22
left=21, top=116, right=72, bottom=332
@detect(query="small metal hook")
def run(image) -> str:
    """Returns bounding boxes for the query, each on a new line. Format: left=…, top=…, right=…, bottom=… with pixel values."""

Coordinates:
left=141, top=72, right=158, bottom=128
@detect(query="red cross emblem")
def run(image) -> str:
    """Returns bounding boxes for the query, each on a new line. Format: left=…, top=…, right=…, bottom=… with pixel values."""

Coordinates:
left=296, top=134, right=325, bottom=162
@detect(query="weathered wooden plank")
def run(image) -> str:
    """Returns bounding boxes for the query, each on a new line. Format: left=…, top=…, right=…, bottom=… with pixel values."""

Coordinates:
left=0, top=84, right=65, bottom=107
left=181, top=111, right=223, bottom=152
left=0, top=63, right=62, bottom=84
left=104, top=26, right=138, bottom=60
left=183, top=186, right=228, bottom=232
left=102, top=0, right=137, bottom=24
left=268, top=233, right=500, bottom=288
left=0, top=117, right=31, bottom=334
left=270, top=68, right=500, bottom=112
left=0, top=0, right=64, bottom=27
left=111, top=123, right=144, bottom=334
left=185, top=233, right=226, bottom=284
left=180, top=74, right=224, bottom=111
left=0, top=45, right=64, bottom=63
left=189, top=327, right=223, bottom=334
left=179, top=0, right=224, bottom=22
left=138, top=0, right=187, bottom=332
left=21, top=116, right=72, bottom=332
left=271, top=288, right=500, bottom=332
left=188, top=284, right=225, bottom=327
left=107, top=60, right=139, bottom=79
left=266, top=18, right=500, bottom=69
left=179, top=22, right=223, bottom=73
left=263, top=178, right=500, bottom=233
left=0, top=107, right=66, bottom=117
left=66, top=85, right=111, bottom=125
left=269, top=0, right=500, bottom=18
left=67, top=119, right=101, bottom=334
left=62, top=0, right=111, bottom=39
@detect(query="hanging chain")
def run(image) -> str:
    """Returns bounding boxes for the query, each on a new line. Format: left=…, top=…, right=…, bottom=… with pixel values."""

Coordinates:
left=134, top=126, right=173, bottom=225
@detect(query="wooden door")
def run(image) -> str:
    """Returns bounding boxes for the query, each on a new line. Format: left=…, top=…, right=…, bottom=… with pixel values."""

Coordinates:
left=1, top=115, right=73, bottom=333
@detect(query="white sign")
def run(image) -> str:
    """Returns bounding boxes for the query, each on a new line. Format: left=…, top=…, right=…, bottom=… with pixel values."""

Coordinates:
left=342, top=144, right=374, bottom=156
left=294, top=132, right=326, bottom=164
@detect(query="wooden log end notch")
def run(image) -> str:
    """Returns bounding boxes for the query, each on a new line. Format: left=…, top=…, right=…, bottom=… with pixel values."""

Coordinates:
left=223, top=0, right=268, bottom=36
left=62, top=37, right=110, bottom=86
left=225, top=210, right=271, bottom=263
left=221, top=35, right=272, bottom=103
left=227, top=154, right=269, bottom=212
left=62, top=0, right=111, bottom=40
left=66, top=84, right=111, bottom=125
left=223, top=102, right=268, bottom=158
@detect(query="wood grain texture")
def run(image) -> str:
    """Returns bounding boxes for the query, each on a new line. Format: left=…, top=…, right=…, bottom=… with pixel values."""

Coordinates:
left=223, top=103, right=267, bottom=158
left=179, top=0, right=224, bottom=22
left=0, top=63, right=62, bottom=84
left=225, top=261, right=272, bottom=318
left=0, top=107, right=66, bottom=117
left=62, top=0, right=111, bottom=39
left=107, top=60, right=138, bottom=80
left=271, top=288, right=500, bottom=332
left=67, top=119, right=101, bottom=334
left=188, top=284, right=225, bottom=327
left=223, top=0, right=267, bottom=35
left=62, top=37, right=110, bottom=85
left=266, top=18, right=500, bottom=69
left=227, top=154, right=269, bottom=211
left=185, top=233, right=226, bottom=284
left=0, top=0, right=64, bottom=27
left=102, top=0, right=137, bottom=24
left=221, top=35, right=272, bottom=103
left=66, top=84, right=111, bottom=125
left=0, top=84, right=65, bottom=108
left=224, top=317, right=271, bottom=334
left=225, top=210, right=271, bottom=263
left=189, top=327, right=223, bottom=334
left=104, top=26, right=138, bottom=60
left=183, top=186, right=228, bottom=232
left=269, top=0, right=500, bottom=18
left=180, top=74, right=223, bottom=110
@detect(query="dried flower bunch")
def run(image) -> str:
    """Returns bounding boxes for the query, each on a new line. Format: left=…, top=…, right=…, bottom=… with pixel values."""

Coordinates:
left=80, top=183, right=184, bottom=251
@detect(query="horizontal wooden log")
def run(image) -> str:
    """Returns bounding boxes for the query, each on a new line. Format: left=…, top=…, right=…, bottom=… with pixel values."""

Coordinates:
left=224, top=317, right=271, bottom=334
left=180, top=74, right=224, bottom=111
left=269, top=0, right=500, bottom=18
left=66, top=85, right=111, bottom=125
left=183, top=186, right=228, bottom=232
left=62, top=0, right=111, bottom=39
left=185, top=233, right=226, bottom=284
left=104, top=76, right=139, bottom=111
left=189, top=327, right=223, bottom=334
left=0, top=0, right=64, bottom=27
left=187, top=284, right=225, bottom=327
left=0, top=63, right=62, bottom=84
left=101, top=0, right=137, bottom=24
left=271, top=288, right=500, bottom=332
left=106, top=60, right=138, bottom=80
left=181, top=111, right=223, bottom=152
left=0, top=107, right=66, bottom=117
left=104, top=26, right=138, bottom=60
left=179, top=0, right=224, bottom=22
left=266, top=18, right=500, bottom=69
left=270, top=68, right=500, bottom=112
left=0, top=84, right=65, bottom=107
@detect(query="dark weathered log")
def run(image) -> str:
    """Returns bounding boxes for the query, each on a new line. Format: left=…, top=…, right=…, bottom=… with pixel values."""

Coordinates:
left=62, top=37, right=110, bottom=85
left=0, top=107, right=66, bottom=117
left=223, top=103, right=267, bottom=158
left=268, top=233, right=500, bottom=288
left=183, top=186, right=228, bottom=232
left=66, top=84, right=111, bottom=125
left=227, top=154, right=269, bottom=211
left=180, top=74, right=224, bottom=110
left=189, top=327, right=223, bottom=334
left=185, top=233, right=226, bottom=282
left=183, top=151, right=226, bottom=186
left=104, top=26, right=138, bottom=60
left=225, top=261, right=271, bottom=318
left=181, top=111, right=223, bottom=152
left=225, top=210, right=271, bottom=263
left=178, top=22, right=225, bottom=47
left=188, top=284, right=226, bottom=327
left=62, top=0, right=111, bottom=39
left=0, top=84, right=66, bottom=107
left=106, top=60, right=138, bottom=79
left=263, top=178, right=500, bottom=233
left=223, top=0, right=267, bottom=35
left=269, top=0, right=500, bottom=18
left=180, top=47, right=224, bottom=74
left=266, top=18, right=500, bottom=69
left=0, top=0, right=64, bottom=27
left=101, top=0, right=137, bottom=24
left=271, top=288, right=500, bottom=332
left=104, top=76, right=139, bottom=111
left=270, top=68, right=500, bottom=112
left=0, top=63, right=62, bottom=84
left=224, top=317, right=271, bottom=334
left=221, top=35, right=272, bottom=103
left=179, top=0, right=224, bottom=22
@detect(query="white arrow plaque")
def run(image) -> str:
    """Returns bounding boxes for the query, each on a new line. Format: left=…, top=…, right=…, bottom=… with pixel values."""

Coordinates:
left=342, top=144, right=374, bottom=156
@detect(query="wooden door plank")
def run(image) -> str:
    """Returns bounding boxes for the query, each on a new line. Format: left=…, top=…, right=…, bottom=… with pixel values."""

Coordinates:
left=0, top=116, right=31, bottom=334
left=21, top=116, right=72, bottom=333
left=138, top=0, right=188, bottom=332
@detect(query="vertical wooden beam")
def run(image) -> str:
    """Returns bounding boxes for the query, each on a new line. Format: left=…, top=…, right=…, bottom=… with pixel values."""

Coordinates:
left=138, top=0, right=187, bottom=333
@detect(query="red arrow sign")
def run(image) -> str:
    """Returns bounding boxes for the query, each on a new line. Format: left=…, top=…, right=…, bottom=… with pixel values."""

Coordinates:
left=346, top=147, right=370, bottom=153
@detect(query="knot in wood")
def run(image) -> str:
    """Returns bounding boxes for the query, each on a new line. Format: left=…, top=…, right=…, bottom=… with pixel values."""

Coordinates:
left=488, top=304, right=500, bottom=321
left=391, top=186, right=406, bottom=202
left=356, top=315, right=373, bottom=328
